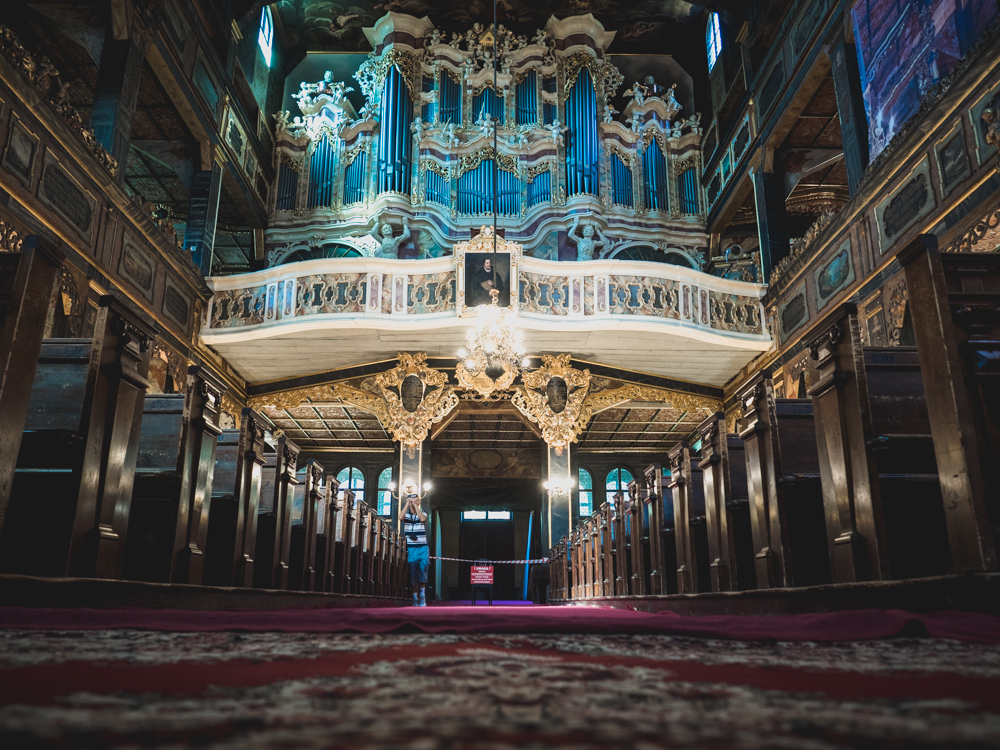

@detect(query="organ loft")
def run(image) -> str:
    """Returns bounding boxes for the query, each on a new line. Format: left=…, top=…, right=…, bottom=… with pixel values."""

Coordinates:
left=0, top=1, right=999, bottom=747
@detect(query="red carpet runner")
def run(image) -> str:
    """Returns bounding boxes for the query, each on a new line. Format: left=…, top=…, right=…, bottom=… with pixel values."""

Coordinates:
left=2, top=606, right=1000, bottom=748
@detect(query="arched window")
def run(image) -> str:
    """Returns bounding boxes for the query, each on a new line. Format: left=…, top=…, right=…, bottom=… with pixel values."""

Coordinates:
left=258, top=6, right=274, bottom=68
left=578, top=468, right=593, bottom=516
left=376, top=466, right=393, bottom=516
left=606, top=467, right=634, bottom=506
left=336, top=466, right=365, bottom=504
left=707, top=13, right=722, bottom=72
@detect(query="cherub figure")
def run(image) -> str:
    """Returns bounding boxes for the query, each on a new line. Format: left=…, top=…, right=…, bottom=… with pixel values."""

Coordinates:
left=274, top=110, right=291, bottom=134
left=429, top=28, right=442, bottom=46
left=411, top=118, right=426, bottom=140
left=545, top=118, right=568, bottom=146
left=686, top=111, right=702, bottom=135
left=603, top=103, right=618, bottom=124
left=625, top=80, right=648, bottom=105
left=665, top=83, right=681, bottom=111
left=445, top=122, right=460, bottom=147
left=374, top=218, right=411, bottom=259
left=567, top=216, right=609, bottom=261
left=476, top=106, right=495, bottom=138
left=642, top=75, right=665, bottom=98
left=532, top=29, right=548, bottom=46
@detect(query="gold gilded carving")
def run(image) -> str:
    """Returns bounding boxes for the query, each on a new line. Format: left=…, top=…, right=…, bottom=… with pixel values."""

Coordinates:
left=511, top=354, right=591, bottom=454
left=607, top=142, right=632, bottom=168
left=356, top=49, right=419, bottom=101
left=342, top=140, right=369, bottom=167
left=562, top=52, right=623, bottom=100
left=421, top=159, right=450, bottom=179
left=583, top=383, right=720, bottom=417
left=457, top=361, right=518, bottom=401
left=525, top=160, right=556, bottom=183
left=0, top=218, right=25, bottom=252
left=455, top=145, right=518, bottom=178
left=249, top=353, right=458, bottom=455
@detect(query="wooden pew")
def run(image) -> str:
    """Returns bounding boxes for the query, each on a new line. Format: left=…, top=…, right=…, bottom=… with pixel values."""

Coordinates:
left=900, top=236, right=999, bottom=571
left=666, top=447, right=708, bottom=593
left=598, top=502, right=614, bottom=596
left=643, top=464, right=670, bottom=595
left=612, top=499, right=631, bottom=596
left=697, top=413, right=756, bottom=591
left=123, top=366, right=227, bottom=584
left=353, top=500, right=371, bottom=594
left=550, top=537, right=568, bottom=600
left=806, top=302, right=950, bottom=582
left=572, top=525, right=584, bottom=599
left=0, top=236, right=63, bottom=531
left=331, top=488, right=357, bottom=593
left=697, top=413, right=738, bottom=591
left=737, top=373, right=831, bottom=588
left=627, top=480, right=648, bottom=595
left=204, top=409, right=269, bottom=587
left=1, top=296, right=155, bottom=579
left=288, top=459, right=324, bottom=591
left=251, top=436, right=300, bottom=589
left=314, top=477, right=336, bottom=592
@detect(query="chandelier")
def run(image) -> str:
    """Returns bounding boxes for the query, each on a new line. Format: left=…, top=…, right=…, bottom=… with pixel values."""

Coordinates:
left=457, top=290, right=527, bottom=399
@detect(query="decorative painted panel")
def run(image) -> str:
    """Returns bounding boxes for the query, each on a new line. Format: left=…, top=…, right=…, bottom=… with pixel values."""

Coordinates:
left=522, top=271, right=572, bottom=316
left=608, top=275, right=679, bottom=317
left=296, top=273, right=367, bottom=314
left=407, top=272, right=455, bottom=313
left=708, top=291, right=763, bottom=334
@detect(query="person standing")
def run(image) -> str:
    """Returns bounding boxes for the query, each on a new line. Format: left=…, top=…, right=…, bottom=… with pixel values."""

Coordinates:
left=399, top=495, right=429, bottom=606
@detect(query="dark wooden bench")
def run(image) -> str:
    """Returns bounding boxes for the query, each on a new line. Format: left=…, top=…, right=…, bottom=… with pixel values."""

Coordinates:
left=1, top=296, right=155, bottom=579
left=611, top=498, right=631, bottom=596
left=598, top=503, right=614, bottom=596
left=627, top=480, right=650, bottom=596
left=123, top=366, right=227, bottom=584
left=288, top=459, right=324, bottom=591
left=252, top=435, right=299, bottom=589
left=806, top=302, right=951, bottom=582
left=737, top=374, right=831, bottom=588
left=666, top=448, right=711, bottom=594
left=549, top=537, right=568, bottom=600
left=0, top=236, right=63, bottom=530
left=900, top=236, right=999, bottom=571
left=329, top=488, right=357, bottom=594
left=203, top=408, right=269, bottom=587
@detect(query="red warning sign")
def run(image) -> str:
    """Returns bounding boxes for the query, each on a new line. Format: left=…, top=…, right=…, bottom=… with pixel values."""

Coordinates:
left=470, top=565, right=494, bottom=584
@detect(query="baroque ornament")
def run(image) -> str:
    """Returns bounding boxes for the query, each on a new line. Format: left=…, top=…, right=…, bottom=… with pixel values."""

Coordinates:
left=512, top=354, right=591, bottom=454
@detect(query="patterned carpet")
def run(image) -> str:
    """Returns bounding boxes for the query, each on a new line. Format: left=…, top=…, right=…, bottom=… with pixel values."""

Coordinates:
left=2, top=616, right=1000, bottom=748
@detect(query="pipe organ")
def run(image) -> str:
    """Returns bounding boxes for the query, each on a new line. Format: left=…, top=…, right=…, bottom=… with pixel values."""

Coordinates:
left=268, top=13, right=708, bottom=267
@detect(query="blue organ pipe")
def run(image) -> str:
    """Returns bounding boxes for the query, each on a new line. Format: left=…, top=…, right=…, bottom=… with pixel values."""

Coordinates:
left=308, top=136, right=335, bottom=208
left=643, top=140, right=668, bottom=211
left=426, top=170, right=447, bottom=205
left=344, top=152, right=366, bottom=205
left=276, top=162, right=298, bottom=210
left=611, top=155, right=633, bottom=207
left=565, top=69, right=599, bottom=197
left=516, top=71, right=537, bottom=126
left=377, top=67, right=412, bottom=195
left=679, top=168, right=698, bottom=213
left=440, top=72, right=461, bottom=124
left=527, top=171, right=550, bottom=207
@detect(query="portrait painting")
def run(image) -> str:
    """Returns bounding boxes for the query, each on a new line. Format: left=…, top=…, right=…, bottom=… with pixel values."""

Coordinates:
left=937, top=131, right=969, bottom=193
left=464, top=251, right=510, bottom=308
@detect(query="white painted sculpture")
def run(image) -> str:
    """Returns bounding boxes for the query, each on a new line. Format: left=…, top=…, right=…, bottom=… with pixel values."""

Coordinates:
left=375, top=218, right=411, bottom=258
left=567, top=217, right=609, bottom=261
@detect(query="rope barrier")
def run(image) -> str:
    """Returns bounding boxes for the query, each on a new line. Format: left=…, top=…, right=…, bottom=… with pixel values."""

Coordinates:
left=429, top=556, right=550, bottom=564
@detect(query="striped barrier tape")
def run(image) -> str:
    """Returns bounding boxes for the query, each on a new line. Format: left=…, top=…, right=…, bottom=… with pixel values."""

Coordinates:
left=428, top=558, right=549, bottom=564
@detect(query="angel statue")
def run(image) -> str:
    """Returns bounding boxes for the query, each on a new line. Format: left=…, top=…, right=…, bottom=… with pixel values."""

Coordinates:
left=567, top=216, right=609, bottom=262
left=603, top=103, right=619, bottom=124
left=374, top=218, right=411, bottom=258
left=624, top=80, right=648, bottom=105
left=545, top=118, right=568, bottom=146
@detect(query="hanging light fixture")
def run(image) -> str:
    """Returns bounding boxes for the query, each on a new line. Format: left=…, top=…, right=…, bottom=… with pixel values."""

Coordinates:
left=456, top=0, right=528, bottom=400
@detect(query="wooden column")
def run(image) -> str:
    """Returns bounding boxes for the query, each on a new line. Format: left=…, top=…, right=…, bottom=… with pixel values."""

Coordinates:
left=829, top=36, right=869, bottom=196
left=667, top=445, right=698, bottom=594
left=737, top=374, right=785, bottom=587
left=750, top=160, right=790, bottom=282
left=0, top=237, right=63, bottom=534
left=233, top=408, right=267, bottom=586
left=805, top=303, right=888, bottom=583
left=91, top=24, right=147, bottom=181
left=899, top=236, right=998, bottom=571
left=698, top=412, right=737, bottom=592
left=171, top=366, right=226, bottom=584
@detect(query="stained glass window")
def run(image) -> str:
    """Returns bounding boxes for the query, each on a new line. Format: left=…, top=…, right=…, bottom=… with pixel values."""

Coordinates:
left=579, top=468, right=593, bottom=516
left=606, top=467, right=634, bottom=506
left=707, top=13, right=722, bottom=72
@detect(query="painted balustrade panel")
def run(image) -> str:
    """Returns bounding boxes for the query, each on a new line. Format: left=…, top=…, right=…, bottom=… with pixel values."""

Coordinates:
left=205, top=258, right=767, bottom=340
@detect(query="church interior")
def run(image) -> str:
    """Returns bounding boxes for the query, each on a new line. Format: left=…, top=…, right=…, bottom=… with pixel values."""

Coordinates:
left=1, top=0, right=1000, bottom=746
